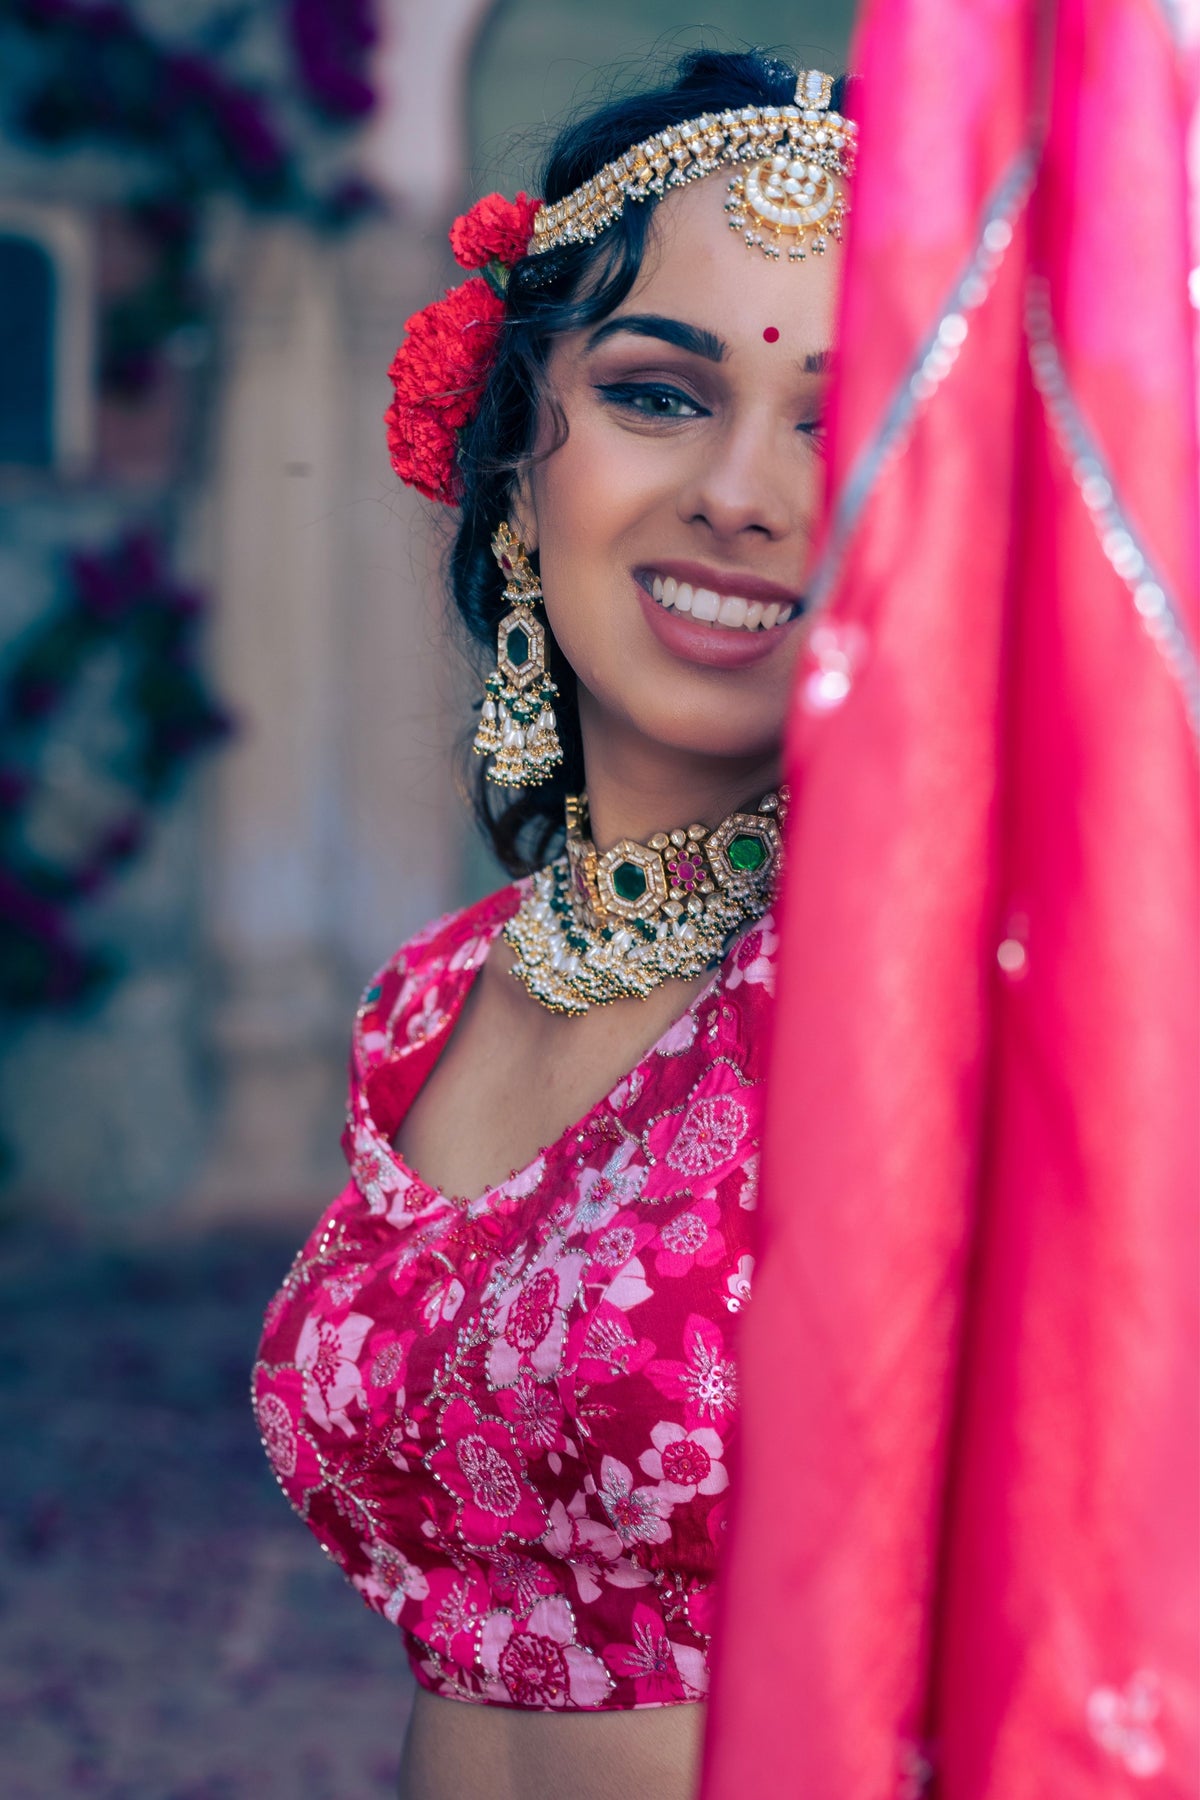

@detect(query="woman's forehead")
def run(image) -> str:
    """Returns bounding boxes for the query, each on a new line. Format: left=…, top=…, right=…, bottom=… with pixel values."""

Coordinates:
left=626, top=178, right=843, bottom=350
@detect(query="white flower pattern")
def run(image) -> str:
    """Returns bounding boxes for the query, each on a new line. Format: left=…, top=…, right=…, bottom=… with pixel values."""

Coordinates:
left=666, top=1094, right=750, bottom=1178
left=638, top=1421, right=728, bottom=1503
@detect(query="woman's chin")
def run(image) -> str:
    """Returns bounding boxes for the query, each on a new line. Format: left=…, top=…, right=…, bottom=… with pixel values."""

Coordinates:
left=587, top=700, right=786, bottom=773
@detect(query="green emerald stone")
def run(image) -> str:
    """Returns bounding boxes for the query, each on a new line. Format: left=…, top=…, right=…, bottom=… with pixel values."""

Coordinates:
left=506, top=625, right=530, bottom=667
left=611, top=860, right=648, bottom=902
left=727, top=832, right=767, bottom=873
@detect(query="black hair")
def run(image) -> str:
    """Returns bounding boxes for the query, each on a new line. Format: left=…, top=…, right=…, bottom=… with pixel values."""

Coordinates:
left=451, top=48, right=847, bottom=875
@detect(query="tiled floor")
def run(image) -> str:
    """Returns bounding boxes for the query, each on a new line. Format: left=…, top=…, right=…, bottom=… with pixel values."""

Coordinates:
left=0, top=1221, right=412, bottom=1799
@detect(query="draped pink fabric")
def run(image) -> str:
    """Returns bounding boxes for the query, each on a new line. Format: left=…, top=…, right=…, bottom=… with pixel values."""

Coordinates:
left=701, top=1, right=1199, bottom=1795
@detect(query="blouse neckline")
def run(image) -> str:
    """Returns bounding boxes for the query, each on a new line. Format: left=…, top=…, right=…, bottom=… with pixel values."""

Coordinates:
left=364, top=885, right=726, bottom=1216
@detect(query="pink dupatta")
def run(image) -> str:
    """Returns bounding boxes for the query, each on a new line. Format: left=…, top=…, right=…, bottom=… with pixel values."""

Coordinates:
left=702, top=1, right=1199, bottom=1794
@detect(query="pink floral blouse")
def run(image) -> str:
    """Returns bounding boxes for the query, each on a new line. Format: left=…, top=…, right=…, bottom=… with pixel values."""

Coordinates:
left=254, top=884, right=777, bottom=1710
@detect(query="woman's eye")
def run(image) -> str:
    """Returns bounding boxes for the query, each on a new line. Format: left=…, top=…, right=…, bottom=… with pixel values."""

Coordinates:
left=596, top=382, right=704, bottom=419
left=797, top=415, right=827, bottom=447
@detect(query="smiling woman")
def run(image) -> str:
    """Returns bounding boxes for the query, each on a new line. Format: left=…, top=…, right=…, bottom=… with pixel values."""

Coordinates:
left=520, top=189, right=839, bottom=775
left=253, top=47, right=852, bottom=1800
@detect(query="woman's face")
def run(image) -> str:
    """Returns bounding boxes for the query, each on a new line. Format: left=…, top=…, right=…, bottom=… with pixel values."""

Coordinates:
left=519, top=174, right=842, bottom=783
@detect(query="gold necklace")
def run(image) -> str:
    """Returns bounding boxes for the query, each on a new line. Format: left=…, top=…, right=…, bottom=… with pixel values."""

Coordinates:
left=504, top=790, right=784, bottom=1015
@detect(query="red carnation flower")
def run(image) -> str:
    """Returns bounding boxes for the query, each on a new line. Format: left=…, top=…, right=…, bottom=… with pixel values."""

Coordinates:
left=385, top=276, right=506, bottom=504
left=450, top=191, right=541, bottom=272
left=384, top=404, right=460, bottom=505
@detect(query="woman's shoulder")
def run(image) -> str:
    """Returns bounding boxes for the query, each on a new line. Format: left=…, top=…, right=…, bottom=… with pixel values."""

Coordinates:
left=352, top=883, right=521, bottom=1069
left=391, top=883, right=522, bottom=974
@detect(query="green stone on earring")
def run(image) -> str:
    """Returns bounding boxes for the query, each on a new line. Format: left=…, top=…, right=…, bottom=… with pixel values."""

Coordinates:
left=506, top=624, right=530, bottom=667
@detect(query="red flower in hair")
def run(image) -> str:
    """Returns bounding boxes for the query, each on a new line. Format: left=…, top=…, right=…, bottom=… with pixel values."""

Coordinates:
left=384, top=407, right=459, bottom=507
left=385, top=191, right=540, bottom=504
left=450, top=191, right=541, bottom=272
left=384, top=276, right=506, bottom=504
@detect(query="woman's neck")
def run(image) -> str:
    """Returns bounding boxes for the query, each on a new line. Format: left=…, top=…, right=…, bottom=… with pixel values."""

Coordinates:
left=577, top=707, right=780, bottom=852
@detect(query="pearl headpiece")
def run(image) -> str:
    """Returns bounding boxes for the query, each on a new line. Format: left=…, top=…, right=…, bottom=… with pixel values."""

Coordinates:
left=529, top=68, right=855, bottom=265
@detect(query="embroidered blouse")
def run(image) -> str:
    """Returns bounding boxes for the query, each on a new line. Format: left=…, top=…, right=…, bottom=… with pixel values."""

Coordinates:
left=254, top=884, right=777, bottom=1710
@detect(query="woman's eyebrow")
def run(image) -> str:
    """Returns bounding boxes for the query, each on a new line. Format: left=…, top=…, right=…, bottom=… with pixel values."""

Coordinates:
left=586, top=316, right=834, bottom=377
left=585, top=314, right=727, bottom=361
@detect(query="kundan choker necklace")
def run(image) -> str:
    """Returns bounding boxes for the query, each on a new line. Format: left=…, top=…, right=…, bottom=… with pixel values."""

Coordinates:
left=504, top=790, right=785, bottom=1015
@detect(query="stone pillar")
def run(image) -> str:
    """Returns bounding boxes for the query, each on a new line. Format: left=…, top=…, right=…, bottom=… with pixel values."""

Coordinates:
left=189, top=1, right=501, bottom=1223
left=363, top=0, right=499, bottom=223
left=328, top=0, right=503, bottom=980
left=330, top=220, right=469, bottom=978
left=189, top=220, right=351, bottom=1219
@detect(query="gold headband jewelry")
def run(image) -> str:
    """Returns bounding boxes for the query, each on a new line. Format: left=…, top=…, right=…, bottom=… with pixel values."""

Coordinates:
left=529, top=68, right=855, bottom=265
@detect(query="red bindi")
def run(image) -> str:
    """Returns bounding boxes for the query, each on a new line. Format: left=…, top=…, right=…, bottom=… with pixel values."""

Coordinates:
left=762, top=326, right=780, bottom=343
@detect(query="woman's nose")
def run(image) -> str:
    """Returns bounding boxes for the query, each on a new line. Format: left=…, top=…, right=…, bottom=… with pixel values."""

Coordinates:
left=676, top=415, right=802, bottom=542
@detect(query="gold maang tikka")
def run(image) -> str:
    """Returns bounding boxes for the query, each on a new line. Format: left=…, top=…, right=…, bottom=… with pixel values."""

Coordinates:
left=528, top=68, right=854, bottom=268
left=723, top=70, right=851, bottom=262
left=472, top=524, right=563, bottom=788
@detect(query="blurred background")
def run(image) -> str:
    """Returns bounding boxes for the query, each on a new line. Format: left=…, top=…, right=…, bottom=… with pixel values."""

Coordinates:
left=0, top=3, right=853, bottom=1793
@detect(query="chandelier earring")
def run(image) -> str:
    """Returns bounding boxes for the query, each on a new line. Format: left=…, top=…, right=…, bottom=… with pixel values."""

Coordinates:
left=472, top=524, right=563, bottom=788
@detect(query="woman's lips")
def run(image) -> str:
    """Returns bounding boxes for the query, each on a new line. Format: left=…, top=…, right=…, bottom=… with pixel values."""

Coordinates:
left=634, top=578, right=802, bottom=669
left=638, top=565, right=802, bottom=626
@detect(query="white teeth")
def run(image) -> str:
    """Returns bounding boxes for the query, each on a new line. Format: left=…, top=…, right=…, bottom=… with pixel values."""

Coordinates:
left=646, top=574, right=796, bottom=631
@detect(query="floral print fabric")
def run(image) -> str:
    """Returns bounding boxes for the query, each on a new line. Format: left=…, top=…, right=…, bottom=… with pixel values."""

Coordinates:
left=254, top=885, right=777, bottom=1710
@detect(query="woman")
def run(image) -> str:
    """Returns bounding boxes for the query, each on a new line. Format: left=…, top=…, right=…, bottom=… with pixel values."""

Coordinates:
left=254, top=49, right=854, bottom=1800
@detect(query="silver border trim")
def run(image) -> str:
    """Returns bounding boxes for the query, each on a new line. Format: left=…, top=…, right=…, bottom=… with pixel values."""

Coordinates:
left=1025, top=277, right=1200, bottom=744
